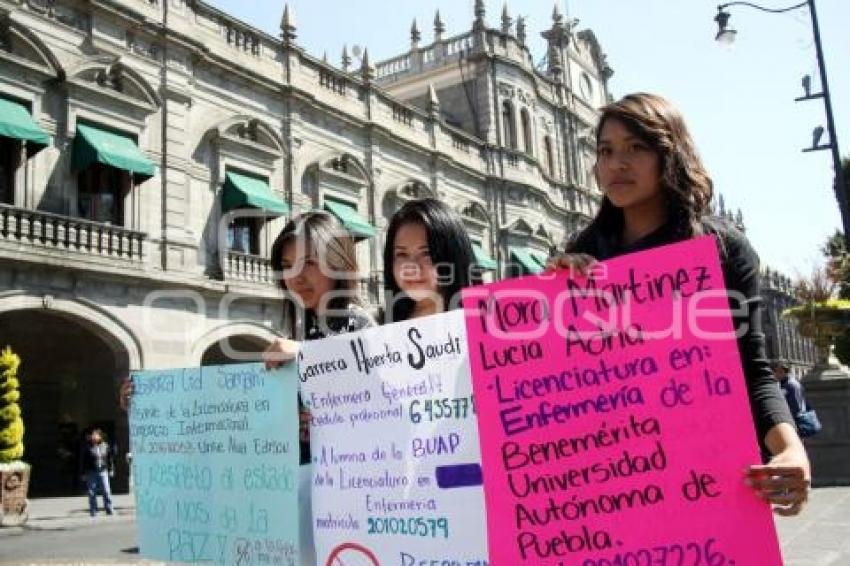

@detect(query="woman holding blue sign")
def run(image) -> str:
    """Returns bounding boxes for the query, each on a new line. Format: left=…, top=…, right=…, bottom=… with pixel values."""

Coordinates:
left=382, top=198, right=479, bottom=322
left=551, top=92, right=810, bottom=516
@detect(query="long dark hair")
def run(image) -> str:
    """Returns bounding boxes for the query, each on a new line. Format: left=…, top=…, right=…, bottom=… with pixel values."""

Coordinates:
left=570, top=92, right=714, bottom=253
left=383, top=198, right=478, bottom=322
left=270, top=211, right=361, bottom=335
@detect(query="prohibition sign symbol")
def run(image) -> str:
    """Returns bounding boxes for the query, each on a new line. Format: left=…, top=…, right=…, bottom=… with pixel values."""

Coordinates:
left=325, top=542, right=380, bottom=566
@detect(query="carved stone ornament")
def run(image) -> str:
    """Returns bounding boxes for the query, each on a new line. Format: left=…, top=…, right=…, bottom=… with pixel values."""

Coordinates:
left=498, top=82, right=515, bottom=99
left=462, top=202, right=489, bottom=224
left=508, top=218, right=534, bottom=235
left=330, top=156, right=348, bottom=174
left=517, top=89, right=532, bottom=105
left=236, top=120, right=259, bottom=142
left=400, top=182, right=427, bottom=200
left=95, top=66, right=123, bottom=92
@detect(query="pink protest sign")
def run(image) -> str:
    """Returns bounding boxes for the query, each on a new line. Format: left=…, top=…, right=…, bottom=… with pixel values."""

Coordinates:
left=462, top=236, right=782, bottom=566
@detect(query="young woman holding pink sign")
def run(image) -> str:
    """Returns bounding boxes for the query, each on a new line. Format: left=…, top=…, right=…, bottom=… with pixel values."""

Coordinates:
left=551, top=92, right=810, bottom=516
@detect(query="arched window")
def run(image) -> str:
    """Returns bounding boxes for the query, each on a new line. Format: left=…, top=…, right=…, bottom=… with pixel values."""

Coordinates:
left=222, top=168, right=287, bottom=255
left=0, top=96, right=49, bottom=206
left=73, top=122, right=155, bottom=227
left=0, top=137, right=19, bottom=205
left=501, top=101, right=516, bottom=150
left=520, top=108, right=533, bottom=155
left=543, top=136, right=555, bottom=177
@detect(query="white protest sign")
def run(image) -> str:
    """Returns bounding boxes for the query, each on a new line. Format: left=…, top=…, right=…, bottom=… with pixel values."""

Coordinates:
left=299, top=310, right=489, bottom=566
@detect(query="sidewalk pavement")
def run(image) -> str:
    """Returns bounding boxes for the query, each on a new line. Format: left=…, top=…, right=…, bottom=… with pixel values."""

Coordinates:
left=774, top=486, right=850, bottom=565
left=0, top=493, right=136, bottom=535
left=2, top=488, right=849, bottom=564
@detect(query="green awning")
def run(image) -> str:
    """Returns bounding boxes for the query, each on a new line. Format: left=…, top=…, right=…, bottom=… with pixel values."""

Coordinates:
left=472, top=243, right=497, bottom=270
left=0, top=97, right=50, bottom=152
left=529, top=249, right=549, bottom=269
left=222, top=171, right=289, bottom=216
left=510, top=247, right=544, bottom=275
left=324, top=199, right=376, bottom=239
left=72, top=123, right=156, bottom=178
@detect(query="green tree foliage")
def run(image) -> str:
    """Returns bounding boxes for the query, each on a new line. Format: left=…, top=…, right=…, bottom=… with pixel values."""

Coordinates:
left=823, top=230, right=850, bottom=299
left=822, top=224, right=850, bottom=364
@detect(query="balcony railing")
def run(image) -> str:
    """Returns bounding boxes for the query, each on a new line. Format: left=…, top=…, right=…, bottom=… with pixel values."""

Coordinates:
left=0, top=204, right=146, bottom=262
left=375, top=31, right=473, bottom=81
left=375, top=54, right=411, bottom=79
left=225, top=250, right=273, bottom=284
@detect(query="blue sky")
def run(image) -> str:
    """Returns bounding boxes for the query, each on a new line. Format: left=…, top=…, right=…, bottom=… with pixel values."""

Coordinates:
left=208, top=0, right=850, bottom=278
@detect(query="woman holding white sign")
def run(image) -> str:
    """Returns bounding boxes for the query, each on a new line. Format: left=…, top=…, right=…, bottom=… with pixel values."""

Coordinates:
left=263, top=210, right=376, bottom=451
left=550, top=92, right=810, bottom=516
left=263, top=211, right=375, bottom=566
left=382, top=198, right=480, bottom=322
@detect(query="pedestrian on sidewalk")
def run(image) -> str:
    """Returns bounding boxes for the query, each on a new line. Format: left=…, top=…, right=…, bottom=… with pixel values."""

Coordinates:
left=773, top=360, right=804, bottom=415
left=79, top=428, right=114, bottom=517
left=773, top=359, right=822, bottom=438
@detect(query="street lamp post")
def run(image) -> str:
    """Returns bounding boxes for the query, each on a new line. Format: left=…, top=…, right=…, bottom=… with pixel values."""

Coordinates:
left=714, top=0, right=849, bottom=246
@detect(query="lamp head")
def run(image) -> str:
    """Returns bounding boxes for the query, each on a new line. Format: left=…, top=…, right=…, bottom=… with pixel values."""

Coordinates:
left=714, top=8, right=737, bottom=44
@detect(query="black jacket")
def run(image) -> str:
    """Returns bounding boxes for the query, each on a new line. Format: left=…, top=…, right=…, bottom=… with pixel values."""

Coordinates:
left=568, top=216, right=794, bottom=444
left=80, top=440, right=114, bottom=474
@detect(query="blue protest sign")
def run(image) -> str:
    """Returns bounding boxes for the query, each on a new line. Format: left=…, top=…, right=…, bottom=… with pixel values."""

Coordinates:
left=129, top=363, right=299, bottom=565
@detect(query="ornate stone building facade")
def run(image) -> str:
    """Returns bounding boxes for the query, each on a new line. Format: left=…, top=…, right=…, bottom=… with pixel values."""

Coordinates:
left=0, top=0, right=610, bottom=494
